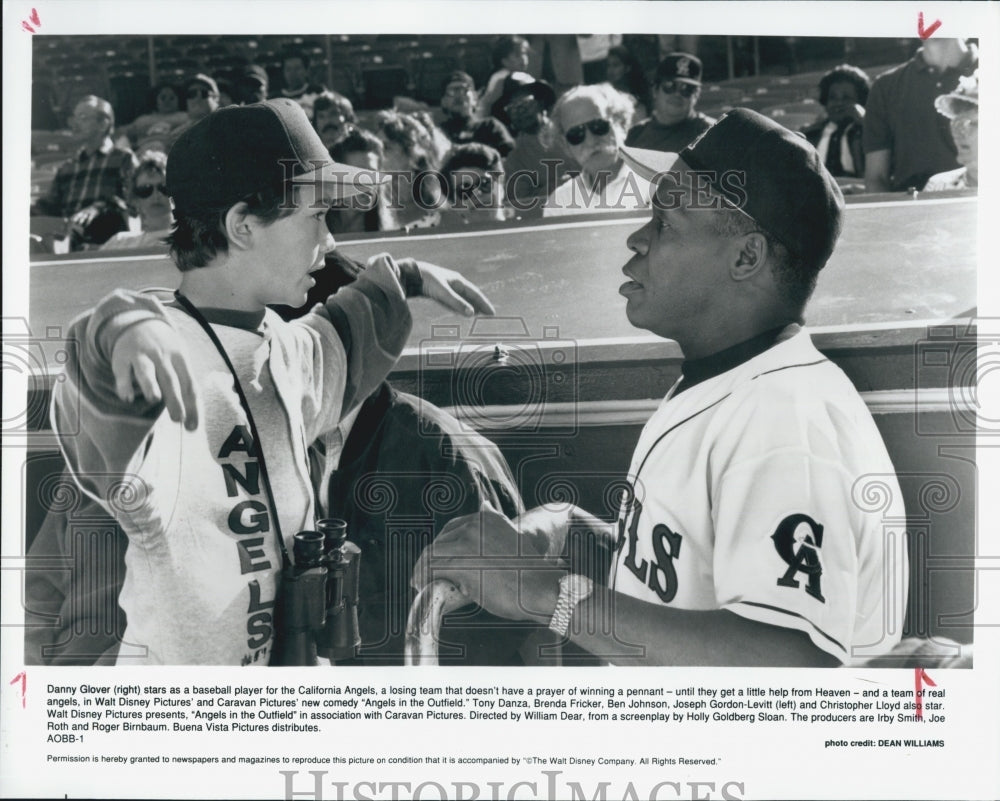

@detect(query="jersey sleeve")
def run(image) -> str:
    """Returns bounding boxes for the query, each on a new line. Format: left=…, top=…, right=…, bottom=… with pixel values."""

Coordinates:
left=51, top=289, right=172, bottom=505
left=711, top=449, right=864, bottom=663
left=300, top=253, right=412, bottom=439
left=707, top=376, right=905, bottom=665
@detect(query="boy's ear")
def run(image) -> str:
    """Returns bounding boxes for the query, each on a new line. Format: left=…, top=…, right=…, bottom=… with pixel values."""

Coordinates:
left=224, top=202, right=254, bottom=250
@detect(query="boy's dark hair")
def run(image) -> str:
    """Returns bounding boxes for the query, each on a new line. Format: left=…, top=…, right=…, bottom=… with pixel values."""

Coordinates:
left=166, top=185, right=296, bottom=272
left=817, top=64, right=871, bottom=107
left=492, top=35, right=528, bottom=69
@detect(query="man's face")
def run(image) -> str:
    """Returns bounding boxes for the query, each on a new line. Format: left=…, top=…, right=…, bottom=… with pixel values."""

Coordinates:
left=186, top=82, right=219, bottom=120
left=316, top=106, right=350, bottom=146
left=505, top=92, right=546, bottom=135
left=652, top=80, right=699, bottom=126
left=620, top=161, right=734, bottom=343
left=442, top=81, right=476, bottom=118
left=243, top=79, right=268, bottom=104
left=950, top=111, right=978, bottom=168
left=244, top=182, right=337, bottom=309
left=560, top=96, right=624, bottom=176
left=283, top=57, right=308, bottom=89
left=69, top=101, right=109, bottom=143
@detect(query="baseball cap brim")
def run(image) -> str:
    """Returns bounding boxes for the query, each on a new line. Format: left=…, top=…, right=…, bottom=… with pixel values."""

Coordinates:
left=292, top=162, right=388, bottom=200
left=619, top=145, right=683, bottom=183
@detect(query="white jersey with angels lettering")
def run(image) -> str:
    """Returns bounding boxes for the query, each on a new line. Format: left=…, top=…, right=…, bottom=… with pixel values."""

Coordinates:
left=609, top=326, right=908, bottom=665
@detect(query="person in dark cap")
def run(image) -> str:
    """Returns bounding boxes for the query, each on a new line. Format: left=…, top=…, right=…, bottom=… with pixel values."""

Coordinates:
left=497, top=73, right=568, bottom=210
left=49, top=98, right=495, bottom=666
left=624, top=52, right=715, bottom=153
left=413, top=109, right=908, bottom=668
left=235, top=64, right=269, bottom=105
left=439, top=70, right=515, bottom=158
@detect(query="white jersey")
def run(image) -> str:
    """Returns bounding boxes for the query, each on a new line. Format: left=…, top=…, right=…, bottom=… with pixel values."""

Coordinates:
left=609, top=326, right=908, bottom=665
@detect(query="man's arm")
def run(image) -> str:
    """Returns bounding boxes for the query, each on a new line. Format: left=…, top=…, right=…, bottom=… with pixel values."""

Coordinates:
left=864, top=149, right=892, bottom=193
left=414, top=508, right=840, bottom=667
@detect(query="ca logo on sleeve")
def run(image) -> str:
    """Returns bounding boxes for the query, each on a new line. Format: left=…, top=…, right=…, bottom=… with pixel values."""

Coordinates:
left=771, top=514, right=825, bottom=602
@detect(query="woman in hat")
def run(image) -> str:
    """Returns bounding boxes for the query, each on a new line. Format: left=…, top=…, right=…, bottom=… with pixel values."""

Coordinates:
left=925, top=71, right=978, bottom=191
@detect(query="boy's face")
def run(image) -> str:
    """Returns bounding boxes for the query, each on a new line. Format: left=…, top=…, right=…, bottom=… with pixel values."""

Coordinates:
left=243, top=182, right=337, bottom=309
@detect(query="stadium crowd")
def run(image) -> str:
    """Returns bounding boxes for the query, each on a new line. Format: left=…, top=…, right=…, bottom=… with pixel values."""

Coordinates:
left=29, top=34, right=978, bottom=251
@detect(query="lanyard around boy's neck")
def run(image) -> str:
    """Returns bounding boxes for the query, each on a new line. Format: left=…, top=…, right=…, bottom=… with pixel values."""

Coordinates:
left=173, top=290, right=292, bottom=570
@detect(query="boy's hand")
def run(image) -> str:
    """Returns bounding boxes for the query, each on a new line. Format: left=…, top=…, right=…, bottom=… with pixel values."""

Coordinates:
left=110, top=320, right=199, bottom=430
left=399, top=258, right=496, bottom=317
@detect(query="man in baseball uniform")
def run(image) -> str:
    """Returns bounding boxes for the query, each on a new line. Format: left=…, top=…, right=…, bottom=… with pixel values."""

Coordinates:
left=415, top=109, right=908, bottom=667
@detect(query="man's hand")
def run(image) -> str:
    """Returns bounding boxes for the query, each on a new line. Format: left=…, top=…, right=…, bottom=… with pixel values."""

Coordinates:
left=412, top=507, right=561, bottom=624
left=69, top=204, right=102, bottom=235
left=110, top=319, right=199, bottom=430
left=400, top=258, right=496, bottom=317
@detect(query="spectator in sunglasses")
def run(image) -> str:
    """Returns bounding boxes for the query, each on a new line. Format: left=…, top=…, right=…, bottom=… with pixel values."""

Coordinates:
left=184, top=74, right=221, bottom=122
left=625, top=53, right=715, bottom=153
left=439, top=143, right=509, bottom=229
left=100, top=151, right=172, bottom=251
left=544, top=83, right=650, bottom=217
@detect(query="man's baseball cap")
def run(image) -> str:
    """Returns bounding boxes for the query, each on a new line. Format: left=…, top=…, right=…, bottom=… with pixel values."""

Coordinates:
left=444, top=71, right=476, bottom=92
left=621, top=108, right=844, bottom=272
left=166, top=98, right=381, bottom=216
left=186, top=73, right=220, bottom=95
left=656, top=53, right=702, bottom=86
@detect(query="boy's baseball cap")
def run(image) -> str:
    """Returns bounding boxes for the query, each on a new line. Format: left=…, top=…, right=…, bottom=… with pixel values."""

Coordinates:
left=620, top=108, right=844, bottom=272
left=166, top=98, right=382, bottom=216
left=656, top=52, right=703, bottom=86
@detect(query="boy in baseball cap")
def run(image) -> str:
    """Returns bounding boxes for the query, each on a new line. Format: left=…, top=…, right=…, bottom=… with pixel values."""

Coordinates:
left=414, top=108, right=908, bottom=669
left=51, top=99, right=494, bottom=666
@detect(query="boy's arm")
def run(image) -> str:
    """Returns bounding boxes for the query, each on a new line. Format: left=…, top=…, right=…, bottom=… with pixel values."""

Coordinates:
left=52, top=290, right=198, bottom=500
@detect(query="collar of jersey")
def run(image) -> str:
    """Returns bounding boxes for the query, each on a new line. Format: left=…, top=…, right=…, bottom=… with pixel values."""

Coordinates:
left=675, top=324, right=791, bottom=395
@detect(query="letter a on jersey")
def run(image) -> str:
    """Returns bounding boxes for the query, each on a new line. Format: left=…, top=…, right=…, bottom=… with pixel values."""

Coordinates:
left=771, top=514, right=825, bottom=602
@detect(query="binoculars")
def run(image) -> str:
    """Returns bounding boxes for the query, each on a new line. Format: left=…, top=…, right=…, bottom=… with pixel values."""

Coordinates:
left=271, top=518, right=362, bottom=666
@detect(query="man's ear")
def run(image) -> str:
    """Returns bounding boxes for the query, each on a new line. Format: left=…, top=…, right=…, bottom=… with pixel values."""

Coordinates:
left=224, top=202, right=253, bottom=250
left=731, top=231, right=768, bottom=281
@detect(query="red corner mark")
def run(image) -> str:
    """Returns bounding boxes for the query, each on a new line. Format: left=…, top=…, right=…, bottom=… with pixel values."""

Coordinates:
left=918, top=12, right=942, bottom=40
left=21, top=7, right=41, bottom=33
left=913, top=667, right=937, bottom=720
left=9, top=672, right=27, bottom=708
